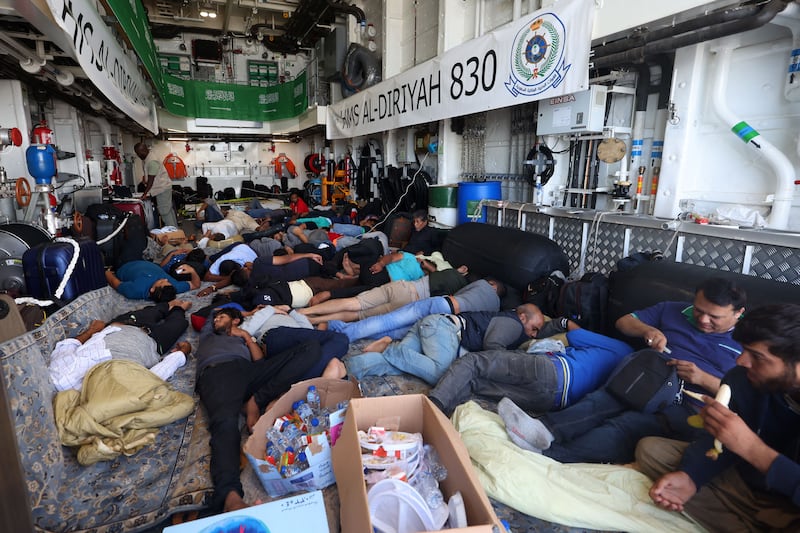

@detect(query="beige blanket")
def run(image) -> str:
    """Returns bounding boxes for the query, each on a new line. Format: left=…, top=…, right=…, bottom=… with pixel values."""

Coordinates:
left=452, top=401, right=707, bottom=533
left=54, top=360, right=195, bottom=465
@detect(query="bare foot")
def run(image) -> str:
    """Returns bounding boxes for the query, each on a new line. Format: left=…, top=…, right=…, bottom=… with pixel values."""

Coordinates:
left=244, top=397, right=261, bottom=433
left=223, top=491, right=249, bottom=512
left=363, top=336, right=392, bottom=353
left=308, top=290, right=331, bottom=307
left=322, top=358, right=347, bottom=379
left=342, top=253, right=356, bottom=276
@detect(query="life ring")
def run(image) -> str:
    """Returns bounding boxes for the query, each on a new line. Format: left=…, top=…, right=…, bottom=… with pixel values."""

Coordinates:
left=341, top=43, right=381, bottom=94
left=15, top=177, right=31, bottom=207
left=303, top=153, right=326, bottom=175
left=72, top=212, right=84, bottom=233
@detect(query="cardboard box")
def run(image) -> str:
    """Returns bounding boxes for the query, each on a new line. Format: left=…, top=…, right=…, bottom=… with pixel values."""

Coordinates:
left=163, top=489, right=329, bottom=533
left=332, top=395, right=503, bottom=533
left=243, top=377, right=361, bottom=498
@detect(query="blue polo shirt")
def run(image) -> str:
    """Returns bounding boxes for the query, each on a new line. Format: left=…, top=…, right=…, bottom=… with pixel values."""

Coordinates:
left=116, top=260, right=189, bottom=299
left=632, top=301, right=741, bottom=400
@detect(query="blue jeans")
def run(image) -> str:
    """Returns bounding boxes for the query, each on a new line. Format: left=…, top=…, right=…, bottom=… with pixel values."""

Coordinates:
left=541, top=388, right=704, bottom=464
left=346, top=314, right=461, bottom=385
left=331, top=223, right=364, bottom=237
left=330, top=297, right=451, bottom=342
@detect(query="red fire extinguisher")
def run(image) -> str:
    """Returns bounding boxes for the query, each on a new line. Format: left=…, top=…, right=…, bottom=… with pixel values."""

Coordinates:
left=31, top=120, right=53, bottom=145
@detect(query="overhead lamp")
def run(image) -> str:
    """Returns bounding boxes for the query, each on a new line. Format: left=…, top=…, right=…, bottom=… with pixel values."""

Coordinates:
left=208, top=9, right=217, bottom=18
left=199, top=8, right=209, bottom=17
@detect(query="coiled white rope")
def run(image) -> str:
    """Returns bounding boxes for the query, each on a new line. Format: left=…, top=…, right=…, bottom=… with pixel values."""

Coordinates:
left=15, top=237, right=82, bottom=306
left=95, top=214, right=129, bottom=245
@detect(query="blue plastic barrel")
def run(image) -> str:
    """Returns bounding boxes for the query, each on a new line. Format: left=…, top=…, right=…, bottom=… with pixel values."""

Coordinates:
left=457, top=181, right=501, bottom=224
left=26, top=144, right=57, bottom=185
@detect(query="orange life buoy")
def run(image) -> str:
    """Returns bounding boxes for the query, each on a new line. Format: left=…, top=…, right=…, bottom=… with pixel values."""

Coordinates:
left=274, top=154, right=297, bottom=178
left=163, top=153, right=188, bottom=179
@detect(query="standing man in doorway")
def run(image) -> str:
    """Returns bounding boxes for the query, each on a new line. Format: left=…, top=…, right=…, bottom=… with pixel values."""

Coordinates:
left=134, top=142, right=178, bottom=228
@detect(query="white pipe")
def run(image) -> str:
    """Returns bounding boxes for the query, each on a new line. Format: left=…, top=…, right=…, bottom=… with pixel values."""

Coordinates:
left=513, top=0, right=522, bottom=21
left=711, top=43, right=795, bottom=229
left=84, top=117, right=113, bottom=147
left=475, top=0, right=484, bottom=38
left=773, top=2, right=800, bottom=102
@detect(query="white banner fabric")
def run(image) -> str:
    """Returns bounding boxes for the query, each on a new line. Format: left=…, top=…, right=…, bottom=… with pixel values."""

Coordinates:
left=44, top=0, right=158, bottom=133
left=327, top=0, right=594, bottom=140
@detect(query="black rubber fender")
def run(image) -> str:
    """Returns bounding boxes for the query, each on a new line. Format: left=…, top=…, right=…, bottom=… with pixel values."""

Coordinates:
left=441, top=223, right=569, bottom=292
left=342, top=43, right=381, bottom=94
left=607, top=261, right=800, bottom=336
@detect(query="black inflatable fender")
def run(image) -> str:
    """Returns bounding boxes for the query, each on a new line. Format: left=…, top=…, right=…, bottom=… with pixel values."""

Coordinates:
left=607, top=261, right=800, bottom=338
left=441, top=223, right=570, bottom=293
left=341, top=43, right=381, bottom=94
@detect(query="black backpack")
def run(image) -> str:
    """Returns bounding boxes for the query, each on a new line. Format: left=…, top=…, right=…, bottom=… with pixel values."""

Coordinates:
left=523, top=270, right=566, bottom=317
left=555, top=272, right=609, bottom=333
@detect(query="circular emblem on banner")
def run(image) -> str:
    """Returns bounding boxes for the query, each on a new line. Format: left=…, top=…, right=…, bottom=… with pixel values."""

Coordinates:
left=507, top=14, right=568, bottom=97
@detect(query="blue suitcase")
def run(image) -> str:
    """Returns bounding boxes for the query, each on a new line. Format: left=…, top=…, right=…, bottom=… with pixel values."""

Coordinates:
left=22, top=237, right=107, bottom=304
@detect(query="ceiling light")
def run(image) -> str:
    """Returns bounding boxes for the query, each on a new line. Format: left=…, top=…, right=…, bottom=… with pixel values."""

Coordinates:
left=208, top=11, right=217, bottom=18
left=200, top=9, right=209, bottom=17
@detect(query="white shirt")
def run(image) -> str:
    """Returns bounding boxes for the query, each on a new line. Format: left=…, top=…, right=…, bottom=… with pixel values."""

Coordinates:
left=49, top=326, right=120, bottom=391
left=48, top=325, right=185, bottom=391
left=209, top=244, right=257, bottom=275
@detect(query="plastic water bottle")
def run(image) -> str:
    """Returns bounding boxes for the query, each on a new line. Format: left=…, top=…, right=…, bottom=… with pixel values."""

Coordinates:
left=293, top=400, right=314, bottom=426
left=306, top=385, right=321, bottom=414
left=308, top=416, right=329, bottom=436
left=281, top=419, right=304, bottom=441
left=423, top=444, right=448, bottom=481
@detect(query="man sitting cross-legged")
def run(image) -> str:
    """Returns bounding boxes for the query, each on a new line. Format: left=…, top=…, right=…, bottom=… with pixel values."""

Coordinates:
left=637, top=303, right=800, bottom=532
left=497, top=277, right=746, bottom=465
